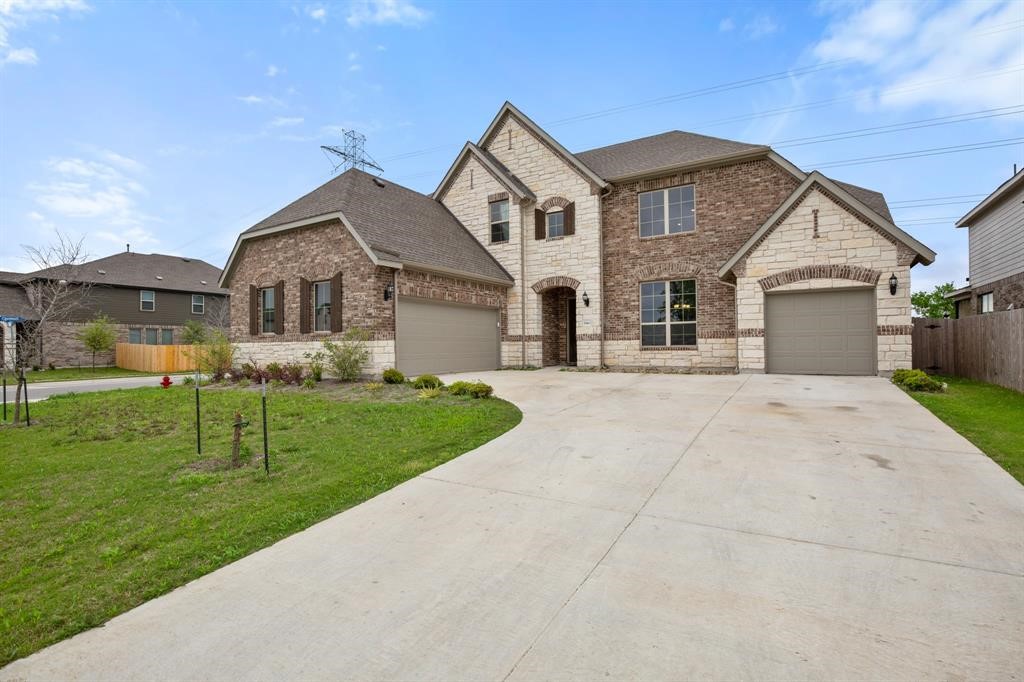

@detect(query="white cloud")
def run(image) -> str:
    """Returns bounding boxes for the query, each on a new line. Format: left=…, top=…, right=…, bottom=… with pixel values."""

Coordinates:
left=236, top=94, right=283, bottom=106
left=813, top=0, right=1024, bottom=110
left=348, top=63, right=361, bottom=72
left=306, top=5, right=326, bottom=22
left=269, top=116, right=303, bottom=127
left=745, top=15, right=778, bottom=39
left=266, top=64, right=282, bottom=77
left=718, top=17, right=735, bottom=32
left=346, top=0, right=429, bottom=28
left=0, top=0, right=89, bottom=67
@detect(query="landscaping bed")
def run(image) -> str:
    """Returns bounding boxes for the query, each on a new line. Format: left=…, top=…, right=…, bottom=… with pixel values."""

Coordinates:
left=0, top=381, right=521, bottom=666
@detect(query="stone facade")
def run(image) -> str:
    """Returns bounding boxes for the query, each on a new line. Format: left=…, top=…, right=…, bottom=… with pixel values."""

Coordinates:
left=25, top=321, right=193, bottom=368
left=600, top=158, right=800, bottom=370
left=734, top=186, right=913, bottom=375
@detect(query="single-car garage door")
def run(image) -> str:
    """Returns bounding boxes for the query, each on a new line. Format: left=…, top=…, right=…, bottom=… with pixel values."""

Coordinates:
left=396, top=297, right=500, bottom=375
left=765, top=289, right=876, bottom=376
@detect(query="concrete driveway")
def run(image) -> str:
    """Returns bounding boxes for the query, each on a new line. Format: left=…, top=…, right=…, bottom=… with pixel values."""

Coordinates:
left=4, top=370, right=1022, bottom=680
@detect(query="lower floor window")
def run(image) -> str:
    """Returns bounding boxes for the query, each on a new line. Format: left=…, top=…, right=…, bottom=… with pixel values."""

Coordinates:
left=641, top=279, right=697, bottom=346
left=145, top=328, right=158, bottom=345
left=129, top=329, right=141, bottom=344
left=161, top=329, right=173, bottom=344
left=980, top=292, right=994, bottom=313
left=314, top=280, right=331, bottom=332
left=261, top=287, right=276, bottom=333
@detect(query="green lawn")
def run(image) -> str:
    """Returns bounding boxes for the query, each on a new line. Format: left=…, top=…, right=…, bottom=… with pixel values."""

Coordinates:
left=0, top=383, right=521, bottom=666
left=906, top=375, right=1024, bottom=484
left=13, top=367, right=165, bottom=383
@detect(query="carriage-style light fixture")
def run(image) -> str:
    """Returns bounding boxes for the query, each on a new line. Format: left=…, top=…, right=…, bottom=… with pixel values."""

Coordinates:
left=383, top=282, right=394, bottom=301
left=888, top=273, right=898, bottom=296
left=581, top=291, right=590, bottom=307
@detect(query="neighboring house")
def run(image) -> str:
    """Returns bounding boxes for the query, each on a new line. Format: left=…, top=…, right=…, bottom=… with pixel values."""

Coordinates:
left=0, top=251, right=228, bottom=369
left=220, top=102, right=935, bottom=377
left=946, top=168, right=1024, bottom=318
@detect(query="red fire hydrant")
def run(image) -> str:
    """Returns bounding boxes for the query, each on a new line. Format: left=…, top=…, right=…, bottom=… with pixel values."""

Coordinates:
left=160, top=375, right=173, bottom=389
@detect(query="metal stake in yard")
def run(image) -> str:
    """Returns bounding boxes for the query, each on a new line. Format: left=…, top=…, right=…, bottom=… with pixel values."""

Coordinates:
left=194, top=366, right=202, bottom=455
left=20, top=368, right=29, bottom=427
left=261, top=376, right=269, bottom=475
left=2, top=369, right=7, bottom=422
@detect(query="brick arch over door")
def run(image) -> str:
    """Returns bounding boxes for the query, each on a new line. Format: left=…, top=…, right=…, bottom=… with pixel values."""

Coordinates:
left=758, top=264, right=881, bottom=291
left=539, top=196, right=572, bottom=211
left=531, top=275, right=581, bottom=294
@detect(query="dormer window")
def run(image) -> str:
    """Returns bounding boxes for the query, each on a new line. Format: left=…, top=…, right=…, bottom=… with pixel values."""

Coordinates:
left=489, top=199, right=509, bottom=243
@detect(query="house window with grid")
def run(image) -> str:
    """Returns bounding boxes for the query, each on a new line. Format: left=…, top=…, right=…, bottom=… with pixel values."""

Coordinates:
left=638, top=185, right=695, bottom=237
left=489, top=199, right=510, bottom=243
left=546, top=210, right=565, bottom=238
left=980, top=292, right=994, bottom=313
left=140, top=289, right=155, bottom=311
left=191, top=294, right=205, bottom=315
left=640, top=280, right=697, bottom=346
left=260, top=287, right=276, bottom=333
left=314, top=281, right=331, bottom=332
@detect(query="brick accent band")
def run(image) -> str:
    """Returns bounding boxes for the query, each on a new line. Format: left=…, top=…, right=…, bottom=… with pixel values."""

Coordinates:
left=636, top=258, right=704, bottom=282
left=487, top=191, right=509, bottom=203
left=758, top=264, right=882, bottom=291
left=539, top=196, right=571, bottom=211
left=878, top=325, right=913, bottom=335
left=531, top=275, right=581, bottom=293
left=506, top=334, right=542, bottom=342
left=739, top=328, right=765, bottom=337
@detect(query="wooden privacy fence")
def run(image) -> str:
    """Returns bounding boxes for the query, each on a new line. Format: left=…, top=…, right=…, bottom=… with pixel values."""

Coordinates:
left=912, top=308, right=1024, bottom=392
left=116, top=343, right=197, bottom=373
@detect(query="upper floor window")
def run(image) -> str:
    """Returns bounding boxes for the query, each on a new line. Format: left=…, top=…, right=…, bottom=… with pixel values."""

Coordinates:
left=191, top=294, right=205, bottom=315
left=640, top=279, right=697, bottom=347
left=314, top=280, right=332, bottom=332
left=980, top=292, right=994, bottom=314
left=260, top=287, right=276, bottom=333
left=140, top=289, right=155, bottom=311
left=639, top=185, right=695, bottom=238
left=546, top=210, right=565, bottom=238
left=489, top=200, right=510, bottom=243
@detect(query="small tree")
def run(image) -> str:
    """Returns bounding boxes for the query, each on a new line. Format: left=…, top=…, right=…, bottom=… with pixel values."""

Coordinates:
left=181, top=319, right=207, bottom=345
left=188, top=328, right=235, bottom=381
left=322, top=328, right=370, bottom=381
left=911, top=282, right=956, bottom=318
left=77, top=315, right=117, bottom=371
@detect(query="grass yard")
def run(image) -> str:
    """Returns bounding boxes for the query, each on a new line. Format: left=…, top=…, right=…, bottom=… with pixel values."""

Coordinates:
left=16, top=367, right=165, bottom=383
left=906, top=375, right=1024, bottom=485
left=0, top=383, right=521, bottom=666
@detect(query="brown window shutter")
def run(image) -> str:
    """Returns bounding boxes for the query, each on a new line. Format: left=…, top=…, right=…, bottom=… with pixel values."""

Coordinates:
left=274, top=280, right=285, bottom=335
left=535, top=208, right=545, bottom=240
left=330, top=272, right=343, bottom=332
left=249, top=284, right=258, bottom=336
left=299, top=277, right=310, bottom=334
left=564, top=202, right=575, bottom=235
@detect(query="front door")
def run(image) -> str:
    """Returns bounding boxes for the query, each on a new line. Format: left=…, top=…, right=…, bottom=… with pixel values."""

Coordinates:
left=566, top=298, right=577, bottom=365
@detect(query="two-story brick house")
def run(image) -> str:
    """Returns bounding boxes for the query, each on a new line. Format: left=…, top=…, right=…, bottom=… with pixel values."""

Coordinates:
left=220, top=102, right=935, bottom=376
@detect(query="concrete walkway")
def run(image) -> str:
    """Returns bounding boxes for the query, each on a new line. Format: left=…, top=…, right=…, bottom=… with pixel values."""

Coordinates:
left=4, top=370, right=1022, bottom=680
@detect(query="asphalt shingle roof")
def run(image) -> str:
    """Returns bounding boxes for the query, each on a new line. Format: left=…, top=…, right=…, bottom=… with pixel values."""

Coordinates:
left=830, top=179, right=895, bottom=223
left=29, top=252, right=227, bottom=294
left=575, top=131, right=766, bottom=180
left=245, top=168, right=513, bottom=284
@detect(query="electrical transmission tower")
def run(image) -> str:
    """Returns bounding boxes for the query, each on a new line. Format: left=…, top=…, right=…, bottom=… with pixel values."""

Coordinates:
left=321, top=130, right=384, bottom=174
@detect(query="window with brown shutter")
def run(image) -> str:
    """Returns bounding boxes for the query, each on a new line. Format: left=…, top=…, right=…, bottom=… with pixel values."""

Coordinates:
left=330, top=272, right=343, bottom=332
left=535, top=208, right=545, bottom=240
left=299, top=277, right=311, bottom=334
left=564, top=202, right=575, bottom=235
left=274, top=280, right=285, bottom=335
left=248, top=284, right=258, bottom=336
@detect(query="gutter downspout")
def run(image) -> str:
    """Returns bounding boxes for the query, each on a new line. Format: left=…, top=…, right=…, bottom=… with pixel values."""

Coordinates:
left=597, top=185, right=612, bottom=369
left=520, top=200, right=528, bottom=367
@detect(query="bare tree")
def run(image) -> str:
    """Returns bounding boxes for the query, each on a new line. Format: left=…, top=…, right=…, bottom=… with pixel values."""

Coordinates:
left=9, top=232, right=92, bottom=424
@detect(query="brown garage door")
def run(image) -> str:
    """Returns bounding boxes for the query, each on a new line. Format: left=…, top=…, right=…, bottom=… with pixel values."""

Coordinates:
left=396, top=297, right=500, bottom=376
left=765, top=289, right=876, bottom=376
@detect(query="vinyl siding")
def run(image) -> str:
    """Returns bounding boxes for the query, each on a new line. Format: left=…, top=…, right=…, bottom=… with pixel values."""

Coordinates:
left=69, top=285, right=227, bottom=325
left=969, top=182, right=1024, bottom=287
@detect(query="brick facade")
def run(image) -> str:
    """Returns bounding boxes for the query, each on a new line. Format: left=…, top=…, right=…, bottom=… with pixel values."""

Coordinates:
left=956, top=271, right=1024, bottom=316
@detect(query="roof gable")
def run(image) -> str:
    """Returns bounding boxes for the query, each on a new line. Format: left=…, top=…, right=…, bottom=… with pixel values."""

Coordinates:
left=433, top=142, right=536, bottom=202
left=957, top=168, right=1024, bottom=227
left=718, top=171, right=936, bottom=279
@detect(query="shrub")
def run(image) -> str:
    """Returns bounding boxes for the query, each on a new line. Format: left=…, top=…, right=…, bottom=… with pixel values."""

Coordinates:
left=266, top=362, right=283, bottom=381
left=188, top=329, right=235, bottom=381
left=418, top=387, right=441, bottom=400
left=468, top=381, right=493, bottom=399
left=891, top=368, right=943, bottom=392
left=412, top=374, right=443, bottom=389
left=447, top=380, right=473, bottom=396
left=382, top=368, right=405, bottom=384
left=303, top=350, right=325, bottom=382
left=281, top=362, right=305, bottom=385
left=302, top=376, right=316, bottom=390
left=364, top=381, right=384, bottom=392
left=181, top=319, right=207, bottom=345
left=182, top=375, right=195, bottom=386
left=322, top=328, right=370, bottom=382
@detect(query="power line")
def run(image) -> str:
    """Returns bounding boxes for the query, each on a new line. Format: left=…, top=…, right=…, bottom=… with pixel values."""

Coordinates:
left=807, top=137, right=1024, bottom=170
left=888, top=193, right=989, bottom=205
left=890, top=199, right=989, bottom=209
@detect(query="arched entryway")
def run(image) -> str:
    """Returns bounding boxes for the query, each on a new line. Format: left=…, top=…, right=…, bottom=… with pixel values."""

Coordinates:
left=532, top=276, right=581, bottom=367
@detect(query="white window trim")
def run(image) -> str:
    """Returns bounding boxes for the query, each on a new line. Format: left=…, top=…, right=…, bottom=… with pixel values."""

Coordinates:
left=140, top=289, right=155, bottom=312
left=638, top=184, right=696, bottom=239
left=639, top=279, right=698, bottom=348
left=191, top=294, right=205, bottom=315
left=489, top=199, right=510, bottom=244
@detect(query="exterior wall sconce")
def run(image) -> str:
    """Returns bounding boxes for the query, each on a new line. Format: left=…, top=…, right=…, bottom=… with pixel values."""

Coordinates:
left=384, top=282, right=394, bottom=301
left=888, top=273, right=898, bottom=296
left=581, top=291, right=590, bottom=307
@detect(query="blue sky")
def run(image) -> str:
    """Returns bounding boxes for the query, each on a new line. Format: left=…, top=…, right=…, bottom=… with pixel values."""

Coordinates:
left=1, top=0, right=1021, bottom=292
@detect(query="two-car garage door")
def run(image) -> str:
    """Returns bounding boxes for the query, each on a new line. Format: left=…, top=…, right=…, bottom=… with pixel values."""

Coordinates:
left=396, top=297, right=500, bottom=376
left=765, top=289, right=876, bottom=376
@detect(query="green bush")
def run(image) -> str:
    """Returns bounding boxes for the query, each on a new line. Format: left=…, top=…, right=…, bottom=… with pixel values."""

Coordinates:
left=891, top=368, right=943, bottom=392
left=468, top=382, right=493, bottom=399
left=301, top=376, right=316, bottom=390
left=187, top=329, right=236, bottom=381
left=417, top=387, right=441, bottom=400
left=447, top=380, right=473, bottom=396
left=382, top=368, right=405, bottom=384
left=412, top=374, right=443, bottom=389
left=303, top=350, right=325, bottom=382
left=322, top=328, right=370, bottom=382
left=364, top=381, right=384, bottom=392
